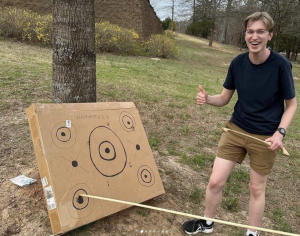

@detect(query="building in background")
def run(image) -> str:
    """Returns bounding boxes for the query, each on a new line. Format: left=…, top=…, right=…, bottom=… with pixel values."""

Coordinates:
left=0, top=0, right=163, bottom=38
left=96, top=0, right=163, bottom=38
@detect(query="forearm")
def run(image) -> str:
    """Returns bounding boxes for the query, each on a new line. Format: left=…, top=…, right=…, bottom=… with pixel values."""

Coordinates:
left=278, top=98, right=297, bottom=130
left=265, top=97, right=297, bottom=150
left=206, top=94, right=231, bottom=107
left=197, top=87, right=234, bottom=107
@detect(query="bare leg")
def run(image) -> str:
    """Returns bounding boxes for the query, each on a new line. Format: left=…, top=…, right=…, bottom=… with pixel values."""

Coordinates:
left=248, top=168, right=268, bottom=231
left=204, top=157, right=236, bottom=218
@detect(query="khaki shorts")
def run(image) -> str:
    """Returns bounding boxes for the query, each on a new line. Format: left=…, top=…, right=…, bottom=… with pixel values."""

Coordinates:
left=217, top=121, right=277, bottom=175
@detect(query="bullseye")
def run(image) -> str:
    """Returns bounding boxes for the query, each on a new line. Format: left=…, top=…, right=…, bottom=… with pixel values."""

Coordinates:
left=120, top=111, right=136, bottom=131
left=137, top=165, right=155, bottom=187
left=67, top=184, right=94, bottom=219
left=89, top=126, right=127, bottom=177
left=51, top=121, right=77, bottom=149
left=99, top=141, right=116, bottom=161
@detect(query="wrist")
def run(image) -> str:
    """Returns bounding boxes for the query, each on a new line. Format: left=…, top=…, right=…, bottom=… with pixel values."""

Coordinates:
left=277, top=127, right=286, bottom=137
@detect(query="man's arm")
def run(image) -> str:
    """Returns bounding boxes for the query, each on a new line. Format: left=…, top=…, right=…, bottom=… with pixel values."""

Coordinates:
left=196, top=85, right=235, bottom=107
left=265, top=97, right=297, bottom=151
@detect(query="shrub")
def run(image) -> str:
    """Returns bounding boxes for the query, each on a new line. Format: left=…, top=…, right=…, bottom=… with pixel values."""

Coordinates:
left=185, top=20, right=211, bottom=38
left=164, top=30, right=176, bottom=39
left=95, top=21, right=139, bottom=55
left=161, top=17, right=171, bottom=31
left=144, top=34, right=179, bottom=58
left=0, top=7, right=179, bottom=59
left=0, top=7, right=52, bottom=44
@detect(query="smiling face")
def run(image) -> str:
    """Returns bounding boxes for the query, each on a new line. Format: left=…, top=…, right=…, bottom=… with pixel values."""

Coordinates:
left=245, top=20, right=273, bottom=56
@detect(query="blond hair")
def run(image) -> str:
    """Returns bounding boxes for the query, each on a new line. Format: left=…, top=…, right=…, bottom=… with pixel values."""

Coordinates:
left=243, top=12, right=274, bottom=32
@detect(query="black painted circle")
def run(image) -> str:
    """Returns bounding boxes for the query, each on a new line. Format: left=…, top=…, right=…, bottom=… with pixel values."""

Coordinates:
left=73, top=189, right=89, bottom=210
left=137, top=166, right=155, bottom=187
left=52, top=122, right=77, bottom=149
left=72, top=160, right=78, bottom=167
left=56, top=127, right=71, bottom=142
left=89, top=126, right=127, bottom=177
left=119, top=111, right=136, bottom=132
left=140, top=169, right=152, bottom=183
left=77, top=196, right=84, bottom=204
left=99, top=141, right=116, bottom=161
left=68, top=184, right=94, bottom=219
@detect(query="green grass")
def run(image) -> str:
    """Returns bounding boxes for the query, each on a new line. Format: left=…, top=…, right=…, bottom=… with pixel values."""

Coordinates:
left=273, top=208, right=292, bottom=232
left=148, top=132, right=161, bottom=151
left=136, top=209, right=150, bottom=217
left=189, top=187, right=204, bottom=203
left=221, top=198, right=239, bottom=211
left=224, top=168, right=250, bottom=196
left=66, top=225, right=90, bottom=236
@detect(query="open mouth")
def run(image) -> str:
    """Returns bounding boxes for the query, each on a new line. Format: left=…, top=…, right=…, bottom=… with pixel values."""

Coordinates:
left=250, top=42, right=261, bottom=46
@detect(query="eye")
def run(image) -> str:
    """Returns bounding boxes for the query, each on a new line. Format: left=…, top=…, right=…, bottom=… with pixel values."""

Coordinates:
left=258, top=30, right=266, bottom=35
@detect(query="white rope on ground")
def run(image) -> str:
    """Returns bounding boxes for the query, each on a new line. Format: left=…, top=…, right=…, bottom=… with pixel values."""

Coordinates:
left=80, top=194, right=300, bottom=236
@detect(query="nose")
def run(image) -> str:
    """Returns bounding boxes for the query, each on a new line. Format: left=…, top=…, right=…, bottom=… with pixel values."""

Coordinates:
left=252, top=32, right=259, bottom=39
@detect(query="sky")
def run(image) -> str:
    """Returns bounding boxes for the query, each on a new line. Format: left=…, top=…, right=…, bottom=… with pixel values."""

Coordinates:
left=150, top=1, right=172, bottom=20
left=150, top=0, right=193, bottom=21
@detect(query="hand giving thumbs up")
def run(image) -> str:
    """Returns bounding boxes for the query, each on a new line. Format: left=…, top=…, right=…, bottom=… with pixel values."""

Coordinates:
left=196, top=85, right=208, bottom=105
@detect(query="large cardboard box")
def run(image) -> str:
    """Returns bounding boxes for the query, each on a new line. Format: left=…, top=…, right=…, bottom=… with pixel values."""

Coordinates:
left=26, top=102, right=165, bottom=235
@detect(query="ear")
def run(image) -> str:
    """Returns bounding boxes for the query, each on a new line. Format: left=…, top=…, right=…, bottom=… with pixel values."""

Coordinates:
left=268, top=32, right=273, bottom=41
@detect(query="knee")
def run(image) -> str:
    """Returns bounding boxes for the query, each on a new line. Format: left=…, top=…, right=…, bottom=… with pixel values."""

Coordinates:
left=249, top=182, right=266, bottom=199
left=208, top=177, right=226, bottom=192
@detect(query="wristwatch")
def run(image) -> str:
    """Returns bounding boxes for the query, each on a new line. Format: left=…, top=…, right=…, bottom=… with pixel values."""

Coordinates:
left=277, top=128, right=286, bottom=137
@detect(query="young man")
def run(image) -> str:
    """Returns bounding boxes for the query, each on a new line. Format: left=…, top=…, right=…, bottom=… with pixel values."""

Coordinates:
left=183, top=12, right=297, bottom=236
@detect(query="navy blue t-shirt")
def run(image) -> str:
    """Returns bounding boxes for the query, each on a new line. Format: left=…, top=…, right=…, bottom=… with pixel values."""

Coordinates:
left=223, top=50, right=295, bottom=135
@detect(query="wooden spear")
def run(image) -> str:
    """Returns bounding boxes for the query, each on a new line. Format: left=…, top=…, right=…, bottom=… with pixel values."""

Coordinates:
left=80, top=194, right=299, bottom=236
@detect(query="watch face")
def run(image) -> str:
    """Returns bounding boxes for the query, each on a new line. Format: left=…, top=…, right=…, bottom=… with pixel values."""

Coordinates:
left=278, top=128, right=286, bottom=135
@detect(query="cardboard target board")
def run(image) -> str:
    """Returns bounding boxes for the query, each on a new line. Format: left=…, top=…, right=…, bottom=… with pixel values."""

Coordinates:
left=26, top=102, right=165, bottom=235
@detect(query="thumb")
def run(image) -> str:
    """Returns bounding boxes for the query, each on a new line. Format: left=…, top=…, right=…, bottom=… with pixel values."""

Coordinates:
left=265, top=137, right=271, bottom=142
left=198, top=85, right=205, bottom=93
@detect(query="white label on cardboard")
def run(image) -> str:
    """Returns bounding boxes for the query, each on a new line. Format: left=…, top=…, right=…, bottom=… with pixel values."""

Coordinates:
left=41, top=176, right=48, bottom=187
left=44, top=185, right=57, bottom=210
left=66, top=120, right=71, bottom=128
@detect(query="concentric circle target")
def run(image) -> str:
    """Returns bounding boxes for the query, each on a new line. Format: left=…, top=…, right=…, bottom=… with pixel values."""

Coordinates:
left=51, top=122, right=77, bottom=149
left=119, top=111, right=135, bottom=132
left=73, top=189, right=89, bottom=210
left=68, top=184, right=93, bottom=219
left=89, top=126, right=127, bottom=177
left=99, top=141, right=116, bottom=161
left=137, top=165, right=155, bottom=187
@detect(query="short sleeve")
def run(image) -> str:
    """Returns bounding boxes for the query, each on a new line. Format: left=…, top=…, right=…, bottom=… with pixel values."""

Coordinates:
left=223, top=61, right=236, bottom=90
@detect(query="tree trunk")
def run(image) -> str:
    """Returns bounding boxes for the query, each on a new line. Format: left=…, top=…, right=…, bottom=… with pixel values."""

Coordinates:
left=52, top=0, right=96, bottom=103
left=291, top=36, right=299, bottom=61
left=222, top=0, right=232, bottom=44
left=209, top=20, right=214, bottom=47
left=285, top=50, right=291, bottom=60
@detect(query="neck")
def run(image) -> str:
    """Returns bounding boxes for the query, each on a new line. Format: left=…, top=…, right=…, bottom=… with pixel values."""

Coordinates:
left=249, top=48, right=270, bottom=65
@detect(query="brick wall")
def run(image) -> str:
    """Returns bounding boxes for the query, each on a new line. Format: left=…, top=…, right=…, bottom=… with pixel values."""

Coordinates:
left=141, top=0, right=164, bottom=38
left=95, top=0, right=163, bottom=38
left=0, top=0, right=163, bottom=39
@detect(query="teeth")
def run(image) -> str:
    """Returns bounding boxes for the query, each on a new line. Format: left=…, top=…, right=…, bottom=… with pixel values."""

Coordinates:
left=251, top=42, right=260, bottom=45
